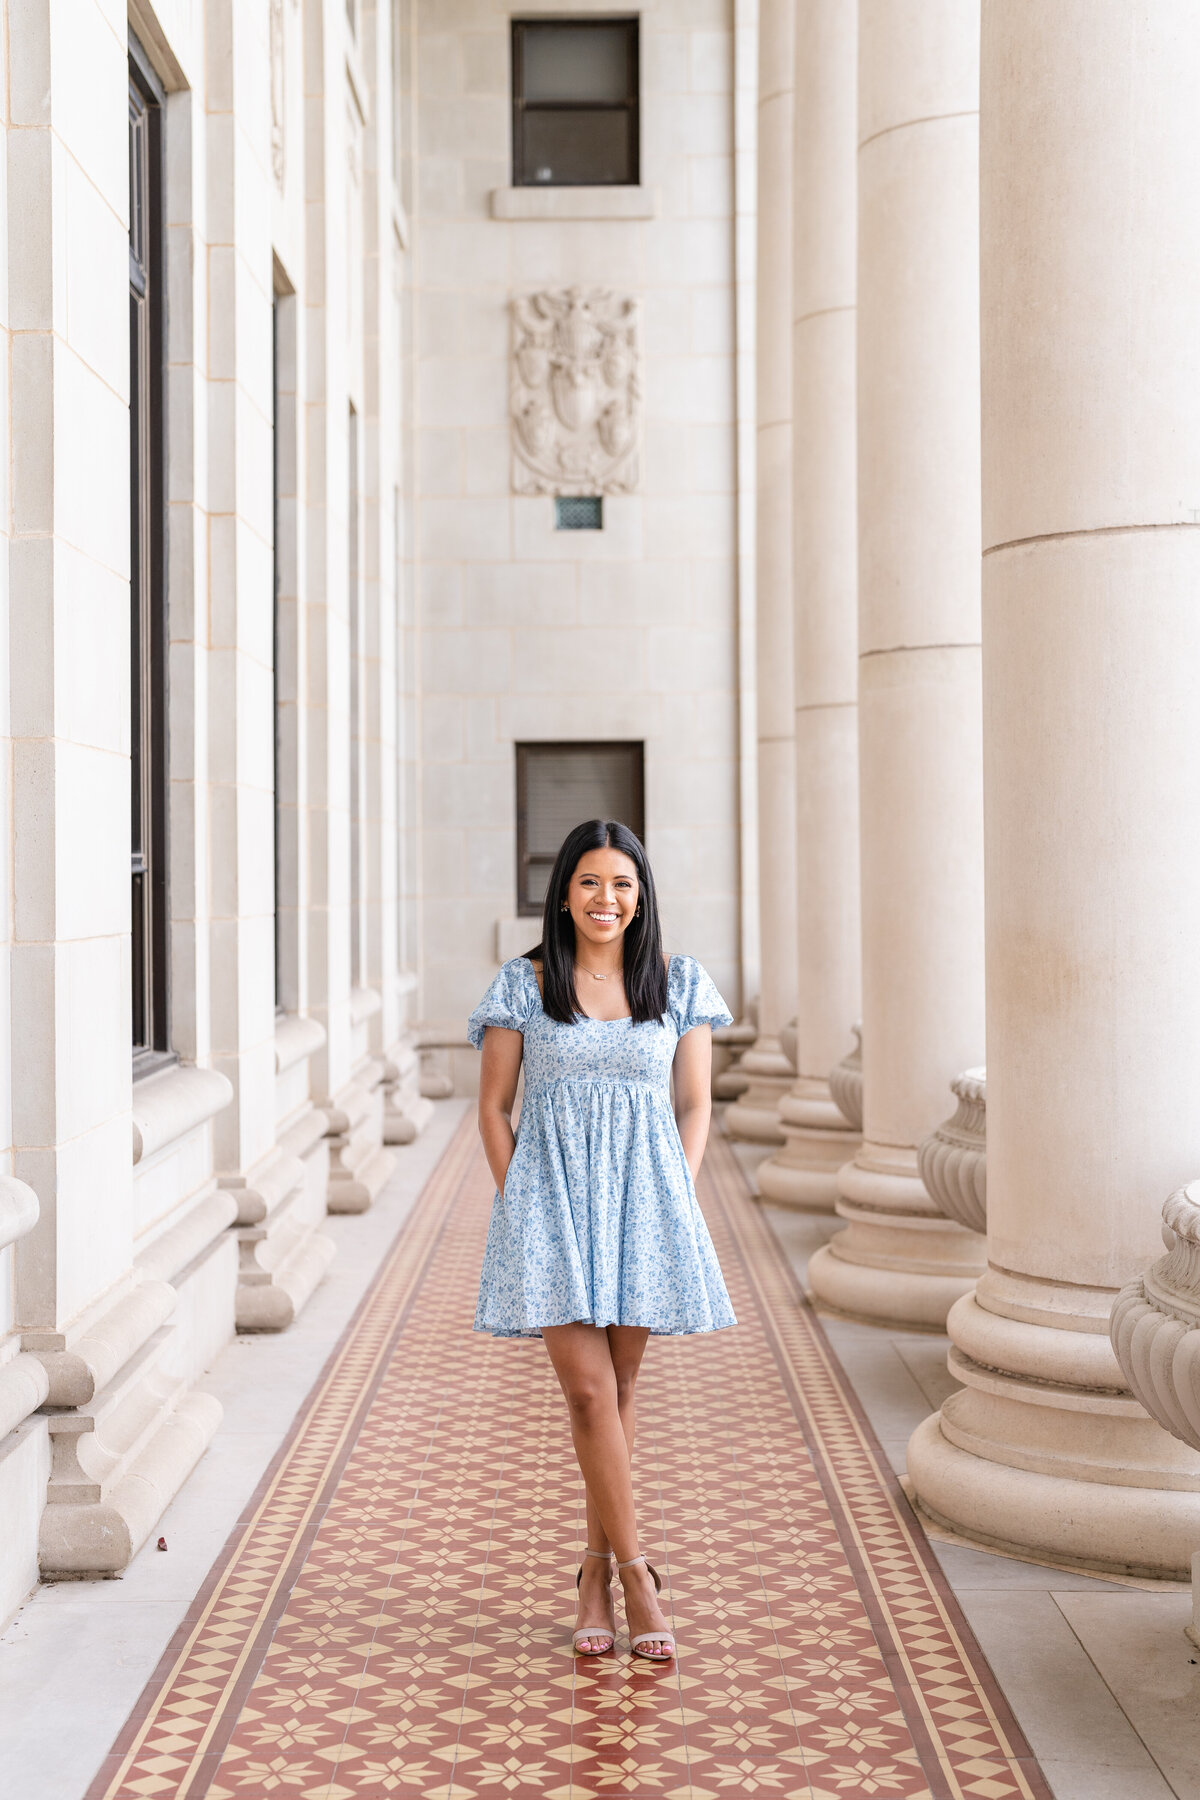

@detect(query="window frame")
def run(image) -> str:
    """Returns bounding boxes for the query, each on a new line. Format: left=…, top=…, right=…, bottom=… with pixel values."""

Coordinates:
left=515, top=741, right=645, bottom=919
left=511, top=16, right=640, bottom=189
left=129, top=33, right=172, bottom=1074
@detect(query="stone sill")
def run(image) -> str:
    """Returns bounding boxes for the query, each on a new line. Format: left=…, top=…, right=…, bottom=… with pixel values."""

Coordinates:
left=0, top=1175, right=38, bottom=1253
left=275, top=1012, right=327, bottom=1075
left=350, top=986, right=382, bottom=1028
left=131, top=1064, right=233, bottom=1166
left=489, top=185, right=659, bottom=221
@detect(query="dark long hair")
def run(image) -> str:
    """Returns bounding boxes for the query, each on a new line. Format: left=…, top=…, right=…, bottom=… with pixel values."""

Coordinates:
left=529, top=819, right=668, bottom=1026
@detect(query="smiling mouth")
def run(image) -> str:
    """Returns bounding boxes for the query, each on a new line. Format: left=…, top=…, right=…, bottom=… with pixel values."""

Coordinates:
left=588, top=912, right=619, bottom=923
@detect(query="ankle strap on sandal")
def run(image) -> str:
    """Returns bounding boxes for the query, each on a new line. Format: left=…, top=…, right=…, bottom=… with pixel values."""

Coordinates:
left=616, top=1553, right=646, bottom=1570
left=583, top=1547, right=614, bottom=1560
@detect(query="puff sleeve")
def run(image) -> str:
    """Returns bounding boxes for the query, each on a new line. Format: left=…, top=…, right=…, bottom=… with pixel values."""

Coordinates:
left=669, top=955, right=734, bottom=1036
left=467, top=958, right=536, bottom=1049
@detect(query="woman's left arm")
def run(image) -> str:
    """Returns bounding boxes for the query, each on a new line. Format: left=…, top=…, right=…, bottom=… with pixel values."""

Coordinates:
left=673, top=1024, right=714, bottom=1181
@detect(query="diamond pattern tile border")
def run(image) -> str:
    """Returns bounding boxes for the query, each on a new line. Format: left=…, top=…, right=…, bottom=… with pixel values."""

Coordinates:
left=85, top=1117, right=1052, bottom=1800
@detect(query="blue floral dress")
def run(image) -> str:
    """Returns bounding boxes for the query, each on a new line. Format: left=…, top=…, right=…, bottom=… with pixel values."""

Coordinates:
left=467, top=955, right=738, bottom=1339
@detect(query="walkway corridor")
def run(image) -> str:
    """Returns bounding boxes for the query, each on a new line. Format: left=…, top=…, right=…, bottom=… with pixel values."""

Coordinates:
left=82, top=1122, right=1045, bottom=1800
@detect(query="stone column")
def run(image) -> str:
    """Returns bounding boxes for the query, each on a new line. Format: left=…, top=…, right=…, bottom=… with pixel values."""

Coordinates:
left=757, top=0, right=862, bottom=1209
left=725, top=0, right=796, bottom=1146
left=303, top=1, right=394, bottom=1211
left=807, top=1, right=986, bottom=1323
left=908, top=1, right=1200, bottom=1576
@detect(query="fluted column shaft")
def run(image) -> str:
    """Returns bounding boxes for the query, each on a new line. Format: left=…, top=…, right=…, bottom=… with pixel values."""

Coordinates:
left=908, top=0, right=1200, bottom=1577
left=807, top=0, right=986, bottom=1322
left=757, top=0, right=861, bottom=1206
left=726, top=0, right=796, bottom=1146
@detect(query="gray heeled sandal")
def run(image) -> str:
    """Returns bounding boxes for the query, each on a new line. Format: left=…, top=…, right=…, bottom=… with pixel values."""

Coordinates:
left=617, top=1553, right=676, bottom=1660
left=572, top=1548, right=616, bottom=1655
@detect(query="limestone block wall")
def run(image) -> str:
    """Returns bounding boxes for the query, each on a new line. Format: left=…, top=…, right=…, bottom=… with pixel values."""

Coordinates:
left=410, top=0, right=747, bottom=1045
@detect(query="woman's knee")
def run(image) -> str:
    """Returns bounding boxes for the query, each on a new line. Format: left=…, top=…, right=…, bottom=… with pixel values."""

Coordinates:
left=564, top=1380, right=614, bottom=1426
left=614, top=1368, right=639, bottom=1407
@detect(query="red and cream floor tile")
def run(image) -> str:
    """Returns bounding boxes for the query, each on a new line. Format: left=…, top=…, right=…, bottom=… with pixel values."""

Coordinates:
left=86, top=1119, right=1051, bottom=1800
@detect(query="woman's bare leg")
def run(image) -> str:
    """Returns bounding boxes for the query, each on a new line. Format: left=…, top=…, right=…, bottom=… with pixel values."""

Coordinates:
left=584, top=1325, right=649, bottom=1554
left=542, top=1322, right=671, bottom=1656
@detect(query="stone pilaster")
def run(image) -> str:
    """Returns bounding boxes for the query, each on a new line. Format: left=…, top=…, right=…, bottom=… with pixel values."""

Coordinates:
left=725, top=0, right=796, bottom=1147
left=908, top=0, right=1200, bottom=1575
left=808, top=0, right=986, bottom=1324
left=757, top=0, right=861, bottom=1209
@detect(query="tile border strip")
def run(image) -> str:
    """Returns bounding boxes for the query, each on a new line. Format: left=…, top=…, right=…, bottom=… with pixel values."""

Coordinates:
left=705, top=1133, right=1054, bottom=1800
left=84, top=1114, right=480, bottom=1800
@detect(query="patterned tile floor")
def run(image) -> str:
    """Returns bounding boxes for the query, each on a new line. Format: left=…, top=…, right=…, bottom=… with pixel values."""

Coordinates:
left=86, top=1120, right=1052, bottom=1800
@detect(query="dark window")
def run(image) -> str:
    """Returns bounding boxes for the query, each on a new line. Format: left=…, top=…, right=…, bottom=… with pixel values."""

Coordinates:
left=272, top=279, right=299, bottom=1013
left=555, top=495, right=603, bottom=531
left=348, top=403, right=364, bottom=987
left=512, top=19, right=639, bottom=187
left=272, top=297, right=283, bottom=1010
left=516, top=743, right=644, bottom=917
left=129, top=38, right=169, bottom=1065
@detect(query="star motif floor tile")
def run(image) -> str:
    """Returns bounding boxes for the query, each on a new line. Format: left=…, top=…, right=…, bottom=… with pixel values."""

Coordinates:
left=86, top=1119, right=1051, bottom=1800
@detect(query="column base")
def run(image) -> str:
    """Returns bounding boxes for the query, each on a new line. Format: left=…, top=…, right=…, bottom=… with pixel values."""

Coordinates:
left=906, top=1277, right=1200, bottom=1579
left=756, top=1080, right=859, bottom=1211
left=807, top=1146, right=985, bottom=1330
left=723, top=1038, right=793, bottom=1144
left=907, top=1412, right=1200, bottom=1581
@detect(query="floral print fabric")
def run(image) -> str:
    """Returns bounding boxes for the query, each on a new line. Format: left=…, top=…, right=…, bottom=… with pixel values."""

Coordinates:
left=467, top=954, right=738, bottom=1339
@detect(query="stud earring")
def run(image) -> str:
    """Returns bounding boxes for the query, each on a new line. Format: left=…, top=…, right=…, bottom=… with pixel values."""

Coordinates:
left=560, top=902, right=569, bottom=913
left=635, top=906, right=642, bottom=917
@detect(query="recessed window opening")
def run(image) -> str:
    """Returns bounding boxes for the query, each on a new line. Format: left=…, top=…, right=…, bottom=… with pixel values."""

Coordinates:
left=349, top=402, right=365, bottom=989
left=555, top=495, right=603, bottom=531
left=129, top=35, right=170, bottom=1065
left=512, top=19, right=639, bottom=187
left=516, top=742, right=645, bottom=917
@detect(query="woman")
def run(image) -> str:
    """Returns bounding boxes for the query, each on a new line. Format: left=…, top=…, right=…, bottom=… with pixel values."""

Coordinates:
left=468, top=818, right=736, bottom=1662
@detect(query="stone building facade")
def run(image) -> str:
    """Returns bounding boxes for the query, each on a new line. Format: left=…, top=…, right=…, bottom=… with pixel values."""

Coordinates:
left=4, top=0, right=1200, bottom=1656
left=0, top=0, right=753, bottom=1624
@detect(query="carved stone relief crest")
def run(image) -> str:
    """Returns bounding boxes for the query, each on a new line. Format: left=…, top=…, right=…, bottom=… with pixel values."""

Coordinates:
left=510, top=287, right=641, bottom=496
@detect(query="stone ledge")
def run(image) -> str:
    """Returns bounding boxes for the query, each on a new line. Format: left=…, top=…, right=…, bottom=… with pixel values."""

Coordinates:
left=39, top=1387, right=222, bottom=1576
left=489, top=185, right=659, bottom=220
left=131, top=1064, right=233, bottom=1165
left=275, top=1012, right=327, bottom=1075
left=0, top=1176, right=38, bottom=1254
left=0, top=1353, right=50, bottom=1440
left=30, top=1279, right=177, bottom=1407
left=350, top=986, right=382, bottom=1027
left=220, top=1150, right=306, bottom=1228
left=279, top=1103, right=331, bottom=1163
left=136, top=1189, right=240, bottom=1284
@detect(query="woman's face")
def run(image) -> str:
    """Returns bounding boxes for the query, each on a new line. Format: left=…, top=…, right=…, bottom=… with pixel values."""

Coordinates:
left=566, top=846, right=640, bottom=954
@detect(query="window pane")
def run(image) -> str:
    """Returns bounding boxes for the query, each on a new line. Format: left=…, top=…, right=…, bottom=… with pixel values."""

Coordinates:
left=525, top=748, right=641, bottom=856
left=519, top=108, right=633, bottom=187
left=521, top=23, right=632, bottom=104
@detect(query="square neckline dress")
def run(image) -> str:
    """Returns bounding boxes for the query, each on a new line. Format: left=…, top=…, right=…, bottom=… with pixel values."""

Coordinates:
left=467, top=953, right=738, bottom=1339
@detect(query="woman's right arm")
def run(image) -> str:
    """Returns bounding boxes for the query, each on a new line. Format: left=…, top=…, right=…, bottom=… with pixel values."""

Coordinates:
left=477, top=1024, right=525, bottom=1196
